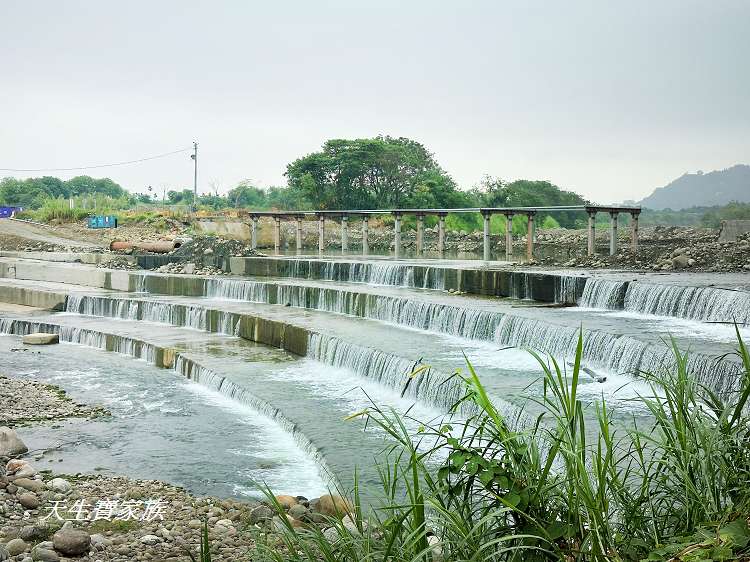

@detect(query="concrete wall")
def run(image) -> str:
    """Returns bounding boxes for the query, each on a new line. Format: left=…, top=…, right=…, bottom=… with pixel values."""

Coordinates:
left=0, top=251, right=135, bottom=265
left=719, top=220, right=750, bottom=242
left=195, top=220, right=251, bottom=240
left=0, top=285, right=66, bottom=310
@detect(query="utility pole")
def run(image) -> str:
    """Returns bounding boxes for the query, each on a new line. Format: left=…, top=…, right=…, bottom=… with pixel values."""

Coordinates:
left=191, top=141, right=198, bottom=213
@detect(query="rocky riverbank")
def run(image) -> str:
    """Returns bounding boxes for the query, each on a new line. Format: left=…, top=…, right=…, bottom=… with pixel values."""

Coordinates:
left=0, top=376, right=108, bottom=428
left=0, top=375, right=355, bottom=561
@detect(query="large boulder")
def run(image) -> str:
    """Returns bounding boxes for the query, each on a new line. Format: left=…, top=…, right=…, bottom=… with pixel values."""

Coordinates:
left=274, top=495, right=297, bottom=510
left=22, top=333, right=59, bottom=345
left=0, top=427, right=27, bottom=457
left=310, top=494, right=353, bottom=518
left=52, top=528, right=90, bottom=556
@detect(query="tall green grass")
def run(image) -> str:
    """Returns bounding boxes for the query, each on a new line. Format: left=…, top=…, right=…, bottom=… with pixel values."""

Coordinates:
left=252, top=331, right=750, bottom=561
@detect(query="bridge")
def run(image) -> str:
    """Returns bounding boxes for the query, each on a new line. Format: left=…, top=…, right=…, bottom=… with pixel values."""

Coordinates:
left=234, top=204, right=642, bottom=261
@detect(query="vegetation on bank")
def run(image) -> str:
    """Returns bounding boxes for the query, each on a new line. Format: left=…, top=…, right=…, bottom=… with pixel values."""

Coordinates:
left=3, top=137, right=749, bottom=231
left=246, top=332, right=750, bottom=562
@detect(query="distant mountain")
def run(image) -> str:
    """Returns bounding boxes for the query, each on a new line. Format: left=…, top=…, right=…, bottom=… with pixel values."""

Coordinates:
left=639, top=164, right=750, bottom=210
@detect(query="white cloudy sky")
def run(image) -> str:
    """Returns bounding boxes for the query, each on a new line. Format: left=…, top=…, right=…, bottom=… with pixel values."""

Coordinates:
left=1, top=0, right=748, bottom=203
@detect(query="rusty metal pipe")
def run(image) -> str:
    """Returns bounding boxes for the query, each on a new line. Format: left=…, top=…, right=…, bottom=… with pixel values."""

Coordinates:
left=110, top=240, right=181, bottom=253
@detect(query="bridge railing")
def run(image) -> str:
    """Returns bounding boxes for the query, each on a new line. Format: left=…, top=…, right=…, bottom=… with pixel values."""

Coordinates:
left=237, top=205, right=641, bottom=261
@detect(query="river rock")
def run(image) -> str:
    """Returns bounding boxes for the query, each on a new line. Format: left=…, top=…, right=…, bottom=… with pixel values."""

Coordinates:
left=310, top=494, right=352, bottom=518
left=288, top=503, right=309, bottom=521
left=0, top=546, right=8, bottom=562
left=428, top=535, right=444, bottom=562
left=0, top=427, right=28, bottom=457
left=22, top=333, right=59, bottom=345
left=274, top=495, right=297, bottom=510
left=6, top=459, right=29, bottom=474
left=20, top=525, right=50, bottom=542
left=13, top=465, right=37, bottom=478
left=18, top=492, right=40, bottom=509
left=48, top=478, right=71, bottom=493
left=671, top=254, right=690, bottom=269
left=140, top=534, right=160, bottom=546
left=52, top=528, right=90, bottom=556
left=89, top=534, right=112, bottom=550
left=6, top=539, right=27, bottom=556
left=14, top=478, right=45, bottom=493
left=249, top=505, right=274, bottom=524
left=30, top=547, right=59, bottom=562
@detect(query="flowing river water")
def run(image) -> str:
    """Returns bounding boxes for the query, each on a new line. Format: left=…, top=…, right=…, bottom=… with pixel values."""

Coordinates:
left=0, top=256, right=747, bottom=503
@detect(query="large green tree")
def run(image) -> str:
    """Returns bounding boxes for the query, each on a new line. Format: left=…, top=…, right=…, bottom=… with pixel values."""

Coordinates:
left=478, top=176, right=587, bottom=228
left=285, top=136, right=461, bottom=210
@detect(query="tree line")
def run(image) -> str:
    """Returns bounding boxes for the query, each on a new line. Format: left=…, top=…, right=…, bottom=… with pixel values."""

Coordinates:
left=11, top=136, right=746, bottom=230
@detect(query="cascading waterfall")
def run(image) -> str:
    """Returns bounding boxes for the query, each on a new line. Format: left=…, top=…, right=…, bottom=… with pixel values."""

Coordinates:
left=281, top=259, right=444, bottom=289
left=422, top=267, right=446, bottom=290
left=0, top=318, right=157, bottom=363
left=623, top=282, right=750, bottom=324
left=555, top=275, right=586, bottom=305
left=494, top=315, right=743, bottom=398
left=306, top=333, right=530, bottom=429
left=579, top=279, right=629, bottom=309
left=64, top=288, right=744, bottom=398
left=173, top=355, right=336, bottom=488
left=205, top=278, right=269, bottom=302
left=66, top=295, right=240, bottom=335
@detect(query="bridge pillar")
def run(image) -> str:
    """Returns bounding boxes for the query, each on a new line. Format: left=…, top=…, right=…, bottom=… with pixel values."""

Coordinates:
left=437, top=213, right=446, bottom=258
left=504, top=213, right=513, bottom=261
left=587, top=211, right=596, bottom=256
left=526, top=213, right=535, bottom=262
left=295, top=216, right=303, bottom=253
left=393, top=212, right=402, bottom=259
left=251, top=216, right=258, bottom=250
left=609, top=212, right=619, bottom=256
left=416, top=214, right=424, bottom=256
left=318, top=215, right=326, bottom=253
left=362, top=215, right=369, bottom=256
left=482, top=211, right=492, bottom=261
left=631, top=211, right=639, bottom=253
left=341, top=215, right=349, bottom=253
left=273, top=217, right=281, bottom=253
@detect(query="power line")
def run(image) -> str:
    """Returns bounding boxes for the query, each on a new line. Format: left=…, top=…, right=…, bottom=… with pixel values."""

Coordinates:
left=0, top=146, right=193, bottom=172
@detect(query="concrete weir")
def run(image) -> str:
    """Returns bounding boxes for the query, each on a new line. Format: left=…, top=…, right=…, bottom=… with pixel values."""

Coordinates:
left=1, top=253, right=749, bottom=500
left=227, top=256, right=589, bottom=303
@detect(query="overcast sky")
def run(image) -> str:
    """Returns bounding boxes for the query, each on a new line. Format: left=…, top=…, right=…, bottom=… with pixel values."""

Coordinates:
left=1, top=1, right=748, bottom=204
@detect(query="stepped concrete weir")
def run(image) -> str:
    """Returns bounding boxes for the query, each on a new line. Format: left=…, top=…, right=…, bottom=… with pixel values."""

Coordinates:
left=0, top=253, right=748, bottom=500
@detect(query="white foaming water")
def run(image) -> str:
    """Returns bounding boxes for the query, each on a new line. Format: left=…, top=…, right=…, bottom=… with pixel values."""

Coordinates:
left=579, top=279, right=628, bottom=309
left=602, top=310, right=750, bottom=343
left=272, top=359, right=447, bottom=424
left=180, top=381, right=328, bottom=497
left=174, top=355, right=337, bottom=490
left=623, top=282, right=750, bottom=324
left=573, top=371, right=657, bottom=414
